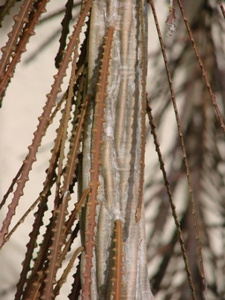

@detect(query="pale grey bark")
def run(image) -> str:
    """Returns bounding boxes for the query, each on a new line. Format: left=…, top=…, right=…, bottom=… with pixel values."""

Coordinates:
left=80, top=1, right=153, bottom=299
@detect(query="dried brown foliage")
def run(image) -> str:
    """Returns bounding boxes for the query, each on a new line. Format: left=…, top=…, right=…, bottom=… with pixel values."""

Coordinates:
left=0, top=0, right=225, bottom=299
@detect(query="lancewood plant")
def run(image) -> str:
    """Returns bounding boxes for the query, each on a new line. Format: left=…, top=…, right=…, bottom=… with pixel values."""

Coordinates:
left=0, top=0, right=225, bottom=299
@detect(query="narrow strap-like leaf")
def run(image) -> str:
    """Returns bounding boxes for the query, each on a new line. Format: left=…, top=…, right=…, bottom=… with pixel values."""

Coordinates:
left=82, top=26, right=115, bottom=299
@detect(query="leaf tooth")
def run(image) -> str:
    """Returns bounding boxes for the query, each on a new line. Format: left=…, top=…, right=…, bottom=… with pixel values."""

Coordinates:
left=30, top=30, right=36, bottom=36
left=83, top=272, right=91, bottom=279
left=41, top=7, right=47, bottom=14
left=94, top=113, right=100, bottom=119
left=13, top=15, right=21, bottom=22
left=18, top=175, right=29, bottom=183
left=89, top=182, right=95, bottom=189
left=23, top=16, right=29, bottom=23
left=1, top=46, right=7, bottom=54
left=8, top=71, right=14, bottom=78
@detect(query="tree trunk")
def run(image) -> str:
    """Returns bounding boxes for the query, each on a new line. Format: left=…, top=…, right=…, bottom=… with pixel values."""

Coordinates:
left=79, top=1, right=153, bottom=298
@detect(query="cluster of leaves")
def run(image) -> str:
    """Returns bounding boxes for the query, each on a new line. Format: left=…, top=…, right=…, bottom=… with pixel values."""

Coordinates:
left=0, top=0, right=92, bottom=298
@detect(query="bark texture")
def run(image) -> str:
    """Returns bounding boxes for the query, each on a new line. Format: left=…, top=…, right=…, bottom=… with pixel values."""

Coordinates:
left=80, top=1, right=153, bottom=299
